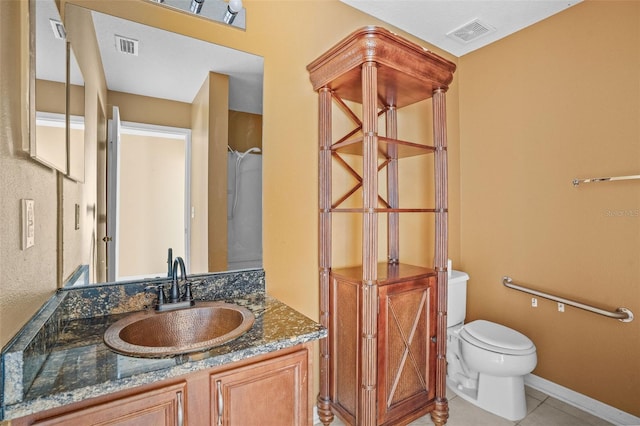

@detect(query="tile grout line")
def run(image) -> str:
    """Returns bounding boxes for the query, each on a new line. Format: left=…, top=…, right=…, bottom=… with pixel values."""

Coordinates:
left=516, top=392, right=549, bottom=425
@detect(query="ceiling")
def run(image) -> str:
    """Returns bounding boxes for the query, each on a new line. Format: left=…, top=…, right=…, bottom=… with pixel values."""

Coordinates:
left=340, top=0, right=582, bottom=57
left=90, top=10, right=263, bottom=114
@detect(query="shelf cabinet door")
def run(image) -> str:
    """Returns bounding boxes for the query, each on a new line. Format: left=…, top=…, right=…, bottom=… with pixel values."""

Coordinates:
left=210, top=348, right=309, bottom=426
left=377, top=277, right=437, bottom=425
left=32, top=382, right=187, bottom=426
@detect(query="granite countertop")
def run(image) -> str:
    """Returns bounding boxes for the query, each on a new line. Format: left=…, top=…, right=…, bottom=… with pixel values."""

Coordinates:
left=1, top=270, right=326, bottom=421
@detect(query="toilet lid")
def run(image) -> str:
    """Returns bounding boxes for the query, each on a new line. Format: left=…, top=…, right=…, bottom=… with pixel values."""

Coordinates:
left=461, top=320, right=534, bottom=352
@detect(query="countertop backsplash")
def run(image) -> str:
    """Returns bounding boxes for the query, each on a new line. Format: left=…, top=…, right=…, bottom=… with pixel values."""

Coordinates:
left=1, top=268, right=268, bottom=416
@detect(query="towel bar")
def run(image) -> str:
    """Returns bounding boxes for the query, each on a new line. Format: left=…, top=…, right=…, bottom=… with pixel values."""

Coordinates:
left=503, top=276, right=633, bottom=323
left=572, top=174, right=640, bottom=186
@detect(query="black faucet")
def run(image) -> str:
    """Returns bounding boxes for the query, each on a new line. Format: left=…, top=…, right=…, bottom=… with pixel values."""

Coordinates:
left=153, top=256, right=195, bottom=311
left=167, top=247, right=173, bottom=278
left=169, top=257, right=187, bottom=303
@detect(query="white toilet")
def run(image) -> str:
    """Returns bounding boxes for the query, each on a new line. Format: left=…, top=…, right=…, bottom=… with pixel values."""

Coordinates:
left=446, top=270, right=537, bottom=421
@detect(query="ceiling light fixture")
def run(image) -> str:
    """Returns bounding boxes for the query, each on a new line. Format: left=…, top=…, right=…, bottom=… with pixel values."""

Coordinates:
left=149, top=0, right=246, bottom=29
left=223, top=0, right=242, bottom=24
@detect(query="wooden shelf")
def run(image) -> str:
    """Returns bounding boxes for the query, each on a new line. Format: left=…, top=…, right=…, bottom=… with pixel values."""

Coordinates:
left=309, top=26, right=454, bottom=426
left=332, top=262, right=437, bottom=286
left=330, top=208, right=442, bottom=213
left=332, top=136, right=436, bottom=158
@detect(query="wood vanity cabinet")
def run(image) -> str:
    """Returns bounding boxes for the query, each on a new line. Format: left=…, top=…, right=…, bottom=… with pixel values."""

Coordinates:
left=307, top=27, right=456, bottom=426
left=210, top=348, right=309, bottom=425
left=30, top=382, right=187, bottom=426
left=13, top=343, right=312, bottom=426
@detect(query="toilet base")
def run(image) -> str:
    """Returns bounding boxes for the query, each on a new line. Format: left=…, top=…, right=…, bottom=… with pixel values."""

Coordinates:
left=447, top=373, right=528, bottom=421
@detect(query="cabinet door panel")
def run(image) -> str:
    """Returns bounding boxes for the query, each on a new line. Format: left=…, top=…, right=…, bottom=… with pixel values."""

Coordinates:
left=330, top=275, right=359, bottom=422
left=211, top=349, right=308, bottom=426
left=378, top=278, right=436, bottom=424
left=32, top=383, right=186, bottom=426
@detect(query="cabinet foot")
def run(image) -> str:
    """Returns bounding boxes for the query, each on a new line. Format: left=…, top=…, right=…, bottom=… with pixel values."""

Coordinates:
left=317, top=395, right=334, bottom=425
left=431, top=397, right=449, bottom=426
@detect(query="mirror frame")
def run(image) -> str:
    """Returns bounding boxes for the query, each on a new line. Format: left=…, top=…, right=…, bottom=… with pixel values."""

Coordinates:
left=20, top=0, right=36, bottom=161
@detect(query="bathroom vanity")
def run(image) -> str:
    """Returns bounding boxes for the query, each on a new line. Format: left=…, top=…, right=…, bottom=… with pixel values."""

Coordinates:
left=11, top=343, right=312, bottom=425
left=1, top=270, right=325, bottom=425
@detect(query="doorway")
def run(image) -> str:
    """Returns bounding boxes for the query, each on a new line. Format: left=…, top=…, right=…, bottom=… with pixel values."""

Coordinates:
left=107, top=113, right=191, bottom=281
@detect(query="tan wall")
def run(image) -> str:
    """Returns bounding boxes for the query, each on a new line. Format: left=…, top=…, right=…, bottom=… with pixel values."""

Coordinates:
left=458, top=1, right=639, bottom=415
left=35, top=79, right=65, bottom=114
left=229, top=110, right=262, bottom=153
left=1, top=0, right=58, bottom=346
left=207, top=73, right=229, bottom=272
left=189, top=75, right=211, bottom=274
left=64, top=3, right=108, bottom=284
left=107, top=91, right=191, bottom=129
left=34, top=123, right=67, bottom=172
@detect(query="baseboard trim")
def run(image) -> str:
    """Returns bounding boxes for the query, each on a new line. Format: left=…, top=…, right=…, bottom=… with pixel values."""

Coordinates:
left=525, top=374, right=640, bottom=426
left=314, top=377, right=640, bottom=426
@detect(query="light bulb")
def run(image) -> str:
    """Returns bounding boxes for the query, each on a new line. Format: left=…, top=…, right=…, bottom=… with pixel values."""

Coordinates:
left=189, top=0, right=204, bottom=14
left=223, top=0, right=242, bottom=24
left=228, top=0, right=243, bottom=13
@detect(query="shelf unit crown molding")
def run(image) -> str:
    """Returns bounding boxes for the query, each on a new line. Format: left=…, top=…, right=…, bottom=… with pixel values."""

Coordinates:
left=307, top=26, right=456, bottom=108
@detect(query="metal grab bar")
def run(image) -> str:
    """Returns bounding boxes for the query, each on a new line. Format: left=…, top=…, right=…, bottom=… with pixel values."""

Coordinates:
left=502, top=276, right=634, bottom=323
left=572, top=174, right=640, bottom=186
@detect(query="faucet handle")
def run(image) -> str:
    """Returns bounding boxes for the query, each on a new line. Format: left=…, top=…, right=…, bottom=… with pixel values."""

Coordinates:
left=145, top=284, right=167, bottom=306
left=183, top=281, right=194, bottom=303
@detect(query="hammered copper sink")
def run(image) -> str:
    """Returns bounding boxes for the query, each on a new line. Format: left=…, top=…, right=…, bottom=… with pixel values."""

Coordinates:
left=103, top=301, right=255, bottom=357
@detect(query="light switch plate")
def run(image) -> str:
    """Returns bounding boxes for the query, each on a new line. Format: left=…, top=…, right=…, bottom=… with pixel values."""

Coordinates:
left=75, top=203, right=80, bottom=230
left=22, top=199, right=35, bottom=250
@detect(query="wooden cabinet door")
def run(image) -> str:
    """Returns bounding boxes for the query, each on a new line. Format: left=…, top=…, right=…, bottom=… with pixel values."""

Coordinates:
left=377, top=277, right=436, bottom=425
left=211, top=348, right=309, bottom=426
left=32, top=382, right=187, bottom=426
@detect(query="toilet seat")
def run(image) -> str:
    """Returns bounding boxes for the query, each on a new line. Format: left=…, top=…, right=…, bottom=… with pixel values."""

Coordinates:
left=460, top=320, right=536, bottom=356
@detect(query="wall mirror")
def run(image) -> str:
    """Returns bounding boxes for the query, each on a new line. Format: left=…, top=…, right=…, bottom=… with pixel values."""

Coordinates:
left=29, top=0, right=85, bottom=176
left=62, top=3, right=264, bottom=286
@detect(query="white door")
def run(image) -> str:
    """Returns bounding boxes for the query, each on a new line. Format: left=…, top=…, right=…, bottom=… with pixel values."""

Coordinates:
left=106, top=106, right=121, bottom=282
left=117, top=124, right=190, bottom=279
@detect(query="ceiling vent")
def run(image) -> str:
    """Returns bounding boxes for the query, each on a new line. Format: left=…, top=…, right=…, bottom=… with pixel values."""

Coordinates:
left=115, top=35, right=139, bottom=56
left=447, top=18, right=495, bottom=44
left=49, top=19, right=66, bottom=40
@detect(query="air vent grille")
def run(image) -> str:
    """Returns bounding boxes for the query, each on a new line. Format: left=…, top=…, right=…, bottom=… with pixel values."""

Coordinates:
left=115, top=35, right=139, bottom=56
left=49, top=19, right=66, bottom=40
left=447, top=19, right=495, bottom=43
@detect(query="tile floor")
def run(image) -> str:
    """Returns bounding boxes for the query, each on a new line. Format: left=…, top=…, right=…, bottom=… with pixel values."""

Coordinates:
left=318, top=386, right=613, bottom=426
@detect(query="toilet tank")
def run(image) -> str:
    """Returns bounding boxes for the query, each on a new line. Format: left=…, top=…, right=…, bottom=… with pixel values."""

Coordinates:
left=447, top=270, right=469, bottom=327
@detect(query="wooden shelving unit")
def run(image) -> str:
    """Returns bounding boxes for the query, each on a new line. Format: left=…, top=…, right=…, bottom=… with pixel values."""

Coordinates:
left=307, top=27, right=456, bottom=426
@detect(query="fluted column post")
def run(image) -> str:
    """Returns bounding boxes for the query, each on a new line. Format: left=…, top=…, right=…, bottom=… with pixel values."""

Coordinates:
left=431, top=87, right=450, bottom=426
left=317, top=87, right=334, bottom=426
left=360, top=61, right=379, bottom=426
left=386, top=106, right=399, bottom=263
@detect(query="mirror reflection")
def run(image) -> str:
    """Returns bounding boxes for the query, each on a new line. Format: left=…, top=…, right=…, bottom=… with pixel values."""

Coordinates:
left=33, top=0, right=84, bottom=174
left=63, top=4, right=263, bottom=286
